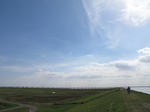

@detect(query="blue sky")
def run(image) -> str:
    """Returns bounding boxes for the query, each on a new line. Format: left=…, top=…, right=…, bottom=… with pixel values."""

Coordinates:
left=0, top=0, right=150, bottom=87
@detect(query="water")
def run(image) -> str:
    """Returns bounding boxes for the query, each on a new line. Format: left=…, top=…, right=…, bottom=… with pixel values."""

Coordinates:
left=131, top=87, right=150, bottom=95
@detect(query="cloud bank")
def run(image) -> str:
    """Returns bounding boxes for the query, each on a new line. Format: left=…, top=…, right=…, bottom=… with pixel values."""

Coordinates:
left=1, top=47, right=150, bottom=87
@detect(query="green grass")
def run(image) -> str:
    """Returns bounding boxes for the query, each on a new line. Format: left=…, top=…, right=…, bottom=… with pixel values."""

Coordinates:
left=0, top=102, right=18, bottom=110
left=4, top=107, right=29, bottom=112
left=37, top=105, right=77, bottom=112
left=65, top=91, right=126, bottom=112
left=122, top=90, right=150, bottom=112
left=36, top=90, right=126, bottom=112
left=63, top=89, right=119, bottom=104
left=1, top=87, right=150, bottom=112
left=36, top=89, right=150, bottom=112
left=0, top=87, right=113, bottom=105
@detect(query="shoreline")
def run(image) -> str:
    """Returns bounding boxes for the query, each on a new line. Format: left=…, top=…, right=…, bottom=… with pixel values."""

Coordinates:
left=132, top=90, right=150, bottom=96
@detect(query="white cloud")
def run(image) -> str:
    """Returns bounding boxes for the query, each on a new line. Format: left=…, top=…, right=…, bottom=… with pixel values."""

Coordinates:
left=1, top=48, right=150, bottom=87
left=0, top=65, right=52, bottom=73
left=138, top=47, right=150, bottom=63
left=139, top=55, right=150, bottom=63
left=82, top=0, right=125, bottom=48
left=0, top=66, right=34, bottom=72
left=138, top=47, right=150, bottom=54
left=82, top=0, right=150, bottom=48
left=121, top=0, right=150, bottom=26
left=12, top=58, right=149, bottom=87
left=83, top=0, right=150, bottom=27
left=1, top=62, right=149, bottom=87
left=38, top=69, right=43, bottom=72
left=109, top=60, right=136, bottom=70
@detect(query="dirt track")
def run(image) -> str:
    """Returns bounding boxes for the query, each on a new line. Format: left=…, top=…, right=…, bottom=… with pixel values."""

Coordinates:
left=0, top=101, right=37, bottom=112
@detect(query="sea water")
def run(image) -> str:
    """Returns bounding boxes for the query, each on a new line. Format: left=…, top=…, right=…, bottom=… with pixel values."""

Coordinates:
left=131, top=87, right=150, bottom=95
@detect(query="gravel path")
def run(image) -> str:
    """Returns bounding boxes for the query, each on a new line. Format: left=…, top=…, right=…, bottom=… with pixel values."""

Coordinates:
left=0, top=101, right=37, bottom=112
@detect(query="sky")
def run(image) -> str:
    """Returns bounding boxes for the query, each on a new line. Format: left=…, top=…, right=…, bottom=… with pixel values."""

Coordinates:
left=0, top=0, right=150, bottom=87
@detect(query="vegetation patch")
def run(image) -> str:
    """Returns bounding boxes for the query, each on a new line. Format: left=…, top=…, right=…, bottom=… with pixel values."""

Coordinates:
left=0, top=102, right=18, bottom=110
left=0, top=87, right=113, bottom=105
left=54, top=89, right=119, bottom=105
left=4, top=107, right=29, bottom=112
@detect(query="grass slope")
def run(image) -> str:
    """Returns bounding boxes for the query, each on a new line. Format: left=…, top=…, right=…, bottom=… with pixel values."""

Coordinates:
left=37, top=90, right=126, bottom=112
left=37, top=89, right=150, bottom=112
left=123, top=90, right=150, bottom=112
left=56, top=89, right=119, bottom=105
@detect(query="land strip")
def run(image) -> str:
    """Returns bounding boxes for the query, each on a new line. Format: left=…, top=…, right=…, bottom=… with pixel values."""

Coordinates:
left=0, top=87, right=150, bottom=112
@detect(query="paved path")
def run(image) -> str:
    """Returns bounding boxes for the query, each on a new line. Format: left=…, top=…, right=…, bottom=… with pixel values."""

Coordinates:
left=0, top=101, right=37, bottom=112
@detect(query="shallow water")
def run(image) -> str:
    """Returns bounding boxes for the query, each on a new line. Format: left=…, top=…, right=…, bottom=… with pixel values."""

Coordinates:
left=131, top=87, right=150, bottom=95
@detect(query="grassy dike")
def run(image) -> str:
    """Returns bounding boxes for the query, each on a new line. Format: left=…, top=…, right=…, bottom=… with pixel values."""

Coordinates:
left=37, top=89, right=126, bottom=112
left=0, top=87, right=150, bottom=112
left=37, top=89, right=150, bottom=112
